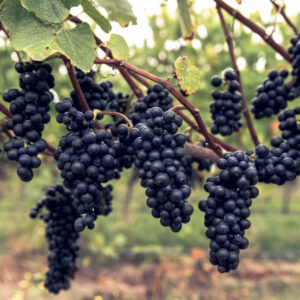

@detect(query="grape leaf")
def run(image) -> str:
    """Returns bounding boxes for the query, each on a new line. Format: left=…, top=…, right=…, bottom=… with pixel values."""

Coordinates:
left=81, top=0, right=112, bottom=33
left=94, top=0, right=137, bottom=27
left=107, top=34, right=129, bottom=60
left=1, top=0, right=60, bottom=59
left=20, top=0, right=70, bottom=23
left=51, top=23, right=96, bottom=71
left=0, top=1, right=96, bottom=71
left=177, top=0, right=194, bottom=40
left=174, top=56, right=201, bottom=94
left=61, top=0, right=81, bottom=9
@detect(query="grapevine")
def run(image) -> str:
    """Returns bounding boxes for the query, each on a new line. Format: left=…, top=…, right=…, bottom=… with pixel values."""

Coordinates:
left=0, top=0, right=300, bottom=295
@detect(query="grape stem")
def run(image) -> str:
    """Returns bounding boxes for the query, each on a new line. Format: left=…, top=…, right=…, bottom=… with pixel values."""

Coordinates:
left=61, top=55, right=105, bottom=131
left=0, top=21, right=9, bottom=38
left=214, top=0, right=291, bottom=61
left=94, top=110, right=133, bottom=129
left=94, top=58, right=222, bottom=156
left=269, top=0, right=299, bottom=35
left=1, top=119, right=14, bottom=138
left=0, top=103, right=12, bottom=118
left=268, top=1, right=284, bottom=37
left=169, top=105, right=186, bottom=112
left=216, top=5, right=260, bottom=147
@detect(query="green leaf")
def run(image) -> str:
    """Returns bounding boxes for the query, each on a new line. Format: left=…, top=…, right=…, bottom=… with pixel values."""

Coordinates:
left=177, top=0, right=194, bottom=40
left=0, top=1, right=96, bottom=71
left=1, top=0, right=60, bottom=59
left=81, top=0, right=112, bottom=33
left=107, top=34, right=129, bottom=60
left=174, top=56, right=201, bottom=94
left=61, top=0, right=81, bottom=9
left=20, top=0, right=70, bottom=23
left=94, top=0, right=137, bottom=27
left=51, top=23, right=96, bottom=71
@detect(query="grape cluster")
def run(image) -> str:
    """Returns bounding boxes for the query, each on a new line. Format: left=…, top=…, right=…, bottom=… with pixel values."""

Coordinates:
left=210, top=70, right=243, bottom=136
left=131, top=84, right=173, bottom=125
left=54, top=99, right=121, bottom=231
left=288, top=34, right=300, bottom=77
left=2, top=62, right=54, bottom=181
left=254, top=107, right=300, bottom=185
left=255, top=142, right=299, bottom=185
left=251, top=69, right=296, bottom=119
left=3, top=137, right=45, bottom=181
left=71, top=69, right=129, bottom=116
left=30, top=185, right=80, bottom=294
left=279, top=107, right=300, bottom=149
left=134, top=107, right=193, bottom=232
left=198, top=151, right=259, bottom=273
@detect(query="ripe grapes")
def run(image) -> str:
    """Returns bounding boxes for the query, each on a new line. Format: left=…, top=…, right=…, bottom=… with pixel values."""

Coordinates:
left=134, top=107, right=193, bottom=232
left=3, top=62, right=54, bottom=181
left=210, top=70, right=243, bottom=136
left=199, top=151, right=259, bottom=273
left=30, top=185, right=80, bottom=294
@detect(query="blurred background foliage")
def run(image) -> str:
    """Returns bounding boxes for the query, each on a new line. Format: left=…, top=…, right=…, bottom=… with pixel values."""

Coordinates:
left=1, top=2, right=300, bottom=300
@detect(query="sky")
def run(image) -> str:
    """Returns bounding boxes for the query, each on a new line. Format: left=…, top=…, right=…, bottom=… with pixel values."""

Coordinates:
left=102, top=0, right=300, bottom=48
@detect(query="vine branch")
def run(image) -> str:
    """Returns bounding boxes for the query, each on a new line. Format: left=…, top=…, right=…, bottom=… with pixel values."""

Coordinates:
left=214, top=0, right=291, bottom=61
left=216, top=5, right=260, bottom=146
left=169, top=105, right=186, bottom=112
left=0, top=21, right=9, bottom=38
left=184, top=142, right=219, bottom=162
left=269, top=1, right=283, bottom=37
left=269, top=0, right=299, bottom=35
left=0, top=103, right=12, bottom=119
left=129, top=71, right=152, bottom=88
left=94, top=58, right=222, bottom=156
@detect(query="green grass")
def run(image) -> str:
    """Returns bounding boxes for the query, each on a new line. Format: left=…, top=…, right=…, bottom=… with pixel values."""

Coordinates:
left=1, top=167, right=300, bottom=258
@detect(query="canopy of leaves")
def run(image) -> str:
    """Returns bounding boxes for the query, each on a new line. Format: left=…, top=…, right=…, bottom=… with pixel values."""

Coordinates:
left=0, top=0, right=96, bottom=71
left=94, top=0, right=137, bottom=26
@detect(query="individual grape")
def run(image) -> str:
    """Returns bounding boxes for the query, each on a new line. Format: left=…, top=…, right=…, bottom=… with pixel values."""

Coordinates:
left=199, top=151, right=259, bottom=272
left=210, top=70, right=243, bottom=136
left=30, top=185, right=80, bottom=294
left=133, top=107, right=193, bottom=232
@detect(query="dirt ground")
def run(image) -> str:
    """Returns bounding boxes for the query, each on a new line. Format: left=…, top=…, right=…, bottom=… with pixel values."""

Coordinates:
left=1, top=249, right=300, bottom=300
